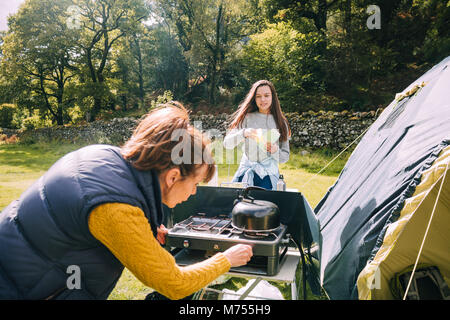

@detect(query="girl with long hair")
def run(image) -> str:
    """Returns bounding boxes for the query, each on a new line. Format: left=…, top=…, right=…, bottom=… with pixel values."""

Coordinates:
left=223, top=80, right=291, bottom=190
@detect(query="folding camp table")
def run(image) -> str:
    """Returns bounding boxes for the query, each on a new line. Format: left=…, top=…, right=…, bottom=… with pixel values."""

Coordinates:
left=196, top=249, right=300, bottom=300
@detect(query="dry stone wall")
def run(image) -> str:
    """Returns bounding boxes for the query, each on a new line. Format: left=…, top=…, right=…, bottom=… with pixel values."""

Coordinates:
left=1, top=110, right=381, bottom=149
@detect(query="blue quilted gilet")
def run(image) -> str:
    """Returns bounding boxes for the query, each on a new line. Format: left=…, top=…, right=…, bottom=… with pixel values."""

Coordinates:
left=0, top=145, right=164, bottom=299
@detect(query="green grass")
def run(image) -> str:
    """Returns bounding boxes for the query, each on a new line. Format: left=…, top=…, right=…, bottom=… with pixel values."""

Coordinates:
left=0, top=141, right=351, bottom=300
left=107, top=268, right=154, bottom=300
left=0, top=142, right=90, bottom=210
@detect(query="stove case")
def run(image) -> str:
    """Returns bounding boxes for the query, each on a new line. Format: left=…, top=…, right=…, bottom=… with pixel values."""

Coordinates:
left=162, top=186, right=320, bottom=289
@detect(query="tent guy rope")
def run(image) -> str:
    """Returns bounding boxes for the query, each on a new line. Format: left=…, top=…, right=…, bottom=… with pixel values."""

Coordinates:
left=300, top=125, right=370, bottom=190
left=299, top=107, right=388, bottom=190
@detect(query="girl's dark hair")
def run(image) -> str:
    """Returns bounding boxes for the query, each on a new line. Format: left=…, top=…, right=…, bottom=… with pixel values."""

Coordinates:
left=228, top=80, right=291, bottom=141
left=121, top=101, right=215, bottom=182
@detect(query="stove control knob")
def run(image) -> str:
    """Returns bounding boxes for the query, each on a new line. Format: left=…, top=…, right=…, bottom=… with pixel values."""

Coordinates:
left=281, top=234, right=291, bottom=244
left=213, top=244, right=220, bottom=251
left=183, top=240, right=190, bottom=248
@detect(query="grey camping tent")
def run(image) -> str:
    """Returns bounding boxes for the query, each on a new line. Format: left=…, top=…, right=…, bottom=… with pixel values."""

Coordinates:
left=313, top=56, right=450, bottom=299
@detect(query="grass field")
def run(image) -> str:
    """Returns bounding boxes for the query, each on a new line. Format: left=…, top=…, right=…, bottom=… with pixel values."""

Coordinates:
left=0, top=141, right=352, bottom=300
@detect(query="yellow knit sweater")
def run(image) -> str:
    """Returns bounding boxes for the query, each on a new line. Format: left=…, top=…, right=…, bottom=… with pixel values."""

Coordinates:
left=88, top=203, right=231, bottom=300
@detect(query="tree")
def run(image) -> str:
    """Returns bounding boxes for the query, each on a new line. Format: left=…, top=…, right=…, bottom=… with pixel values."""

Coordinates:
left=144, top=25, right=189, bottom=99
left=111, top=23, right=189, bottom=110
left=262, top=0, right=340, bottom=33
left=73, top=0, right=149, bottom=120
left=154, top=0, right=260, bottom=104
left=111, top=26, right=149, bottom=110
left=0, top=0, right=79, bottom=125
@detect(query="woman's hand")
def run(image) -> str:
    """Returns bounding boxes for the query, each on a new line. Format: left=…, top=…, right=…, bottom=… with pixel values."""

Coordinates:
left=157, top=224, right=169, bottom=245
left=222, top=244, right=253, bottom=267
left=266, top=142, right=279, bottom=154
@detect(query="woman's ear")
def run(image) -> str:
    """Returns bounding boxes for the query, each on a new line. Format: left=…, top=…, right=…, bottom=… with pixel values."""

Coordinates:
left=164, top=167, right=181, bottom=189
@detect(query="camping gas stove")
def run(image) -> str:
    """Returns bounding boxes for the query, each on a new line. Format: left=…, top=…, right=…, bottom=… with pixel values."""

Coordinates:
left=166, top=214, right=291, bottom=276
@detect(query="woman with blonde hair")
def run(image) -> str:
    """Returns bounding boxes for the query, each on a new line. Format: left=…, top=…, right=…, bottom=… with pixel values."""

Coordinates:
left=0, top=102, right=252, bottom=300
left=223, top=80, right=291, bottom=190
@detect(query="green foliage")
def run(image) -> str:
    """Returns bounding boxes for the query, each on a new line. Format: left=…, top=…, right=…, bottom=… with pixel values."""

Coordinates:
left=411, top=0, right=450, bottom=64
left=67, top=106, right=84, bottom=124
left=153, top=0, right=262, bottom=104
left=0, top=0, right=81, bottom=125
left=239, top=22, right=326, bottom=112
left=0, top=104, right=16, bottom=128
left=0, top=0, right=449, bottom=122
left=20, top=109, right=53, bottom=130
left=72, top=0, right=149, bottom=120
left=144, top=27, right=189, bottom=99
left=150, top=90, right=174, bottom=110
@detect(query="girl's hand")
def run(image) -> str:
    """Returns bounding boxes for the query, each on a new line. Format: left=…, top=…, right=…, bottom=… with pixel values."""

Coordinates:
left=222, top=244, right=253, bottom=267
left=243, top=128, right=259, bottom=140
left=266, top=142, right=278, bottom=154
left=157, top=224, right=169, bottom=245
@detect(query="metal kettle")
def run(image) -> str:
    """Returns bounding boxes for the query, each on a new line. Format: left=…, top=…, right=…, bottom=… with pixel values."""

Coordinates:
left=231, top=186, right=280, bottom=231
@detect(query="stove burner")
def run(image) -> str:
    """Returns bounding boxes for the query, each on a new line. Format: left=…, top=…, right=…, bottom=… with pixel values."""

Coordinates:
left=174, top=216, right=236, bottom=236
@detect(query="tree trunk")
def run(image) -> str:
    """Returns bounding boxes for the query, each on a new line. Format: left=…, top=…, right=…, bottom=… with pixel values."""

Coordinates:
left=208, top=3, right=223, bottom=105
left=121, top=95, right=127, bottom=109
left=85, top=47, right=100, bottom=122
left=56, top=95, right=64, bottom=126
left=91, top=96, right=102, bottom=121
left=209, top=62, right=217, bottom=104
left=39, top=73, right=58, bottom=124
left=316, top=0, right=328, bottom=33
left=135, top=37, right=145, bottom=108
left=56, top=71, right=65, bottom=126
left=86, top=48, right=97, bottom=83
left=343, top=0, right=351, bottom=34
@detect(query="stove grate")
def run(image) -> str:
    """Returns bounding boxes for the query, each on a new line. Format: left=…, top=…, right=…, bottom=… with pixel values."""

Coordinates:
left=173, top=215, right=280, bottom=240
